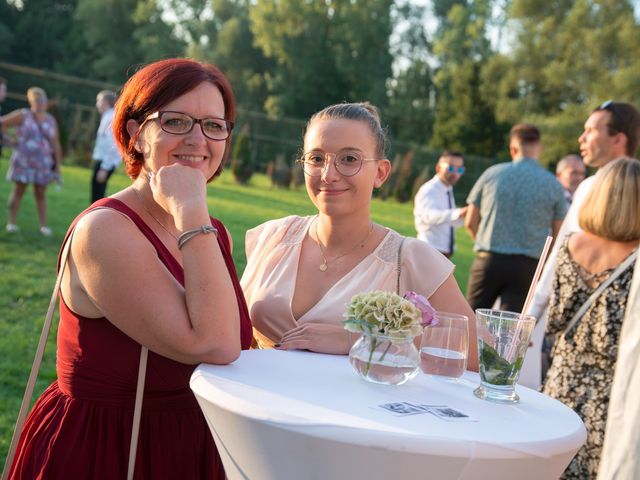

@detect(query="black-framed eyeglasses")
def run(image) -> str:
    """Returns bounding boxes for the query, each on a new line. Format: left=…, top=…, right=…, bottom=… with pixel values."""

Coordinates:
left=141, top=111, right=234, bottom=141
left=596, top=100, right=623, bottom=134
left=297, top=150, right=379, bottom=177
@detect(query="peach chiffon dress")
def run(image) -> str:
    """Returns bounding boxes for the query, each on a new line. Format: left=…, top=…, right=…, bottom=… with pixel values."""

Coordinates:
left=241, top=215, right=454, bottom=348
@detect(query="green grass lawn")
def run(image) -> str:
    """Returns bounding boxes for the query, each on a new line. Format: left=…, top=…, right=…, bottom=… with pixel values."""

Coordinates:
left=0, top=158, right=473, bottom=469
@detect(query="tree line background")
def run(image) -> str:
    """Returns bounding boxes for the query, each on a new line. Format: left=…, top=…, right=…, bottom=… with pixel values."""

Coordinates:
left=1, top=0, right=639, bottom=201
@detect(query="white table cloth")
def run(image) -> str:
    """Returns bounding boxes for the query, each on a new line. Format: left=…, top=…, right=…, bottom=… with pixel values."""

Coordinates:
left=191, top=349, right=586, bottom=480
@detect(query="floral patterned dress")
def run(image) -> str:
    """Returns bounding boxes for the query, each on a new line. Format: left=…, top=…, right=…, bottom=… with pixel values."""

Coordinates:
left=542, top=239, right=636, bottom=479
left=6, top=109, right=56, bottom=185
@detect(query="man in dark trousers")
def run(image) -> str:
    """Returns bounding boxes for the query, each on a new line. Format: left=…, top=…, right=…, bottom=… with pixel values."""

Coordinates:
left=465, top=123, right=567, bottom=312
left=90, top=90, right=121, bottom=203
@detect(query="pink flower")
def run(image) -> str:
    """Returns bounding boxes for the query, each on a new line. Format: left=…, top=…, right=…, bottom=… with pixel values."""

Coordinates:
left=403, top=291, right=438, bottom=327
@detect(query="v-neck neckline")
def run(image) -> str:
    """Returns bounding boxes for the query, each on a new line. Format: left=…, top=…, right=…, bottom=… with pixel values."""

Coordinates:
left=290, top=216, right=391, bottom=322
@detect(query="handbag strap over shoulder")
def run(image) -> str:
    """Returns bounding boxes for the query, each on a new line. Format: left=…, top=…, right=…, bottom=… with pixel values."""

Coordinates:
left=563, top=248, right=638, bottom=339
left=128, top=345, right=148, bottom=480
left=1, top=213, right=148, bottom=480
left=396, top=237, right=405, bottom=295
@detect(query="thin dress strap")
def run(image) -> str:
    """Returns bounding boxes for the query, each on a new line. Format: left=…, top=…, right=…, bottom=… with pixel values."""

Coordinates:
left=58, top=198, right=183, bottom=283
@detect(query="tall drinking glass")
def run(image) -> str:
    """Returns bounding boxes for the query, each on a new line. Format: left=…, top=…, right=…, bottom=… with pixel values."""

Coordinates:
left=420, top=312, right=468, bottom=379
left=474, top=309, right=536, bottom=404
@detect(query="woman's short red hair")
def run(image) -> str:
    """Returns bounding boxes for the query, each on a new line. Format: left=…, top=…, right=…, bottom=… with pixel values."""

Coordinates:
left=112, top=58, right=236, bottom=180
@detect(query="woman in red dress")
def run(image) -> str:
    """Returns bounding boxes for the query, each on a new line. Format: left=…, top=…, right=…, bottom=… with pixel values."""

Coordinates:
left=8, top=58, right=253, bottom=479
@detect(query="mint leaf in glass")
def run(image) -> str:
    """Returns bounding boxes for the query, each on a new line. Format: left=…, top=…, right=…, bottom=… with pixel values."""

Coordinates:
left=479, top=341, right=524, bottom=386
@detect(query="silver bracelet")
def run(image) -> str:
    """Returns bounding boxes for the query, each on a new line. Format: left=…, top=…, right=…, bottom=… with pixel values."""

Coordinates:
left=177, top=225, right=218, bottom=250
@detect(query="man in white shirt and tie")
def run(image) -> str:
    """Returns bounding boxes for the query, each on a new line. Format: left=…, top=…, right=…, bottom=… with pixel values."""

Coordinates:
left=414, top=151, right=467, bottom=258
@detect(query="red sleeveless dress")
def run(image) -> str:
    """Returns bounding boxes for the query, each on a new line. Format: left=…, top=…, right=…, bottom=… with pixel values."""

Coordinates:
left=9, top=198, right=253, bottom=479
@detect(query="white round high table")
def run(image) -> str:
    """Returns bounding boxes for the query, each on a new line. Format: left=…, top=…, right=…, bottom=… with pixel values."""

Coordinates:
left=190, top=349, right=585, bottom=480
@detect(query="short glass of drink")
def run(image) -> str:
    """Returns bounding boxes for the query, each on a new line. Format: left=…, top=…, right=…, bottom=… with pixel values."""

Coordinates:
left=420, top=312, right=469, bottom=379
left=473, top=309, right=536, bottom=404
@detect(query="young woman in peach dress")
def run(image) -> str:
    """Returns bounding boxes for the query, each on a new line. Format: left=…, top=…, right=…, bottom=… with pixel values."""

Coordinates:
left=241, top=102, right=478, bottom=369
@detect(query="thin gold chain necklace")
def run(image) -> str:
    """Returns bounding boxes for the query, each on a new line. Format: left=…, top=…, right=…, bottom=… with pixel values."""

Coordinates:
left=132, top=186, right=178, bottom=240
left=312, top=218, right=374, bottom=272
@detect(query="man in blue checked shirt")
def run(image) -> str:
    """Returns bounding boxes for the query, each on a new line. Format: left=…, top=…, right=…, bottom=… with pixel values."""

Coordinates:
left=465, top=124, right=567, bottom=312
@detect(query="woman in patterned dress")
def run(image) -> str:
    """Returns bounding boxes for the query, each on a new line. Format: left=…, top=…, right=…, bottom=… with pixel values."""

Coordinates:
left=542, top=157, right=640, bottom=479
left=1, top=87, right=62, bottom=235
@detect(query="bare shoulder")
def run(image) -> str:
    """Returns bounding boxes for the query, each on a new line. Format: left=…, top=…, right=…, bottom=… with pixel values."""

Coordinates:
left=72, top=207, right=153, bottom=261
left=569, top=232, right=636, bottom=271
left=0, top=109, right=26, bottom=127
left=567, top=231, right=588, bottom=249
left=569, top=231, right=614, bottom=253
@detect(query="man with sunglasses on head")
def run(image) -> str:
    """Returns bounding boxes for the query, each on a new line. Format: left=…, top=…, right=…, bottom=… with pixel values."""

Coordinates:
left=465, top=123, right=567, bottom=314
left=414, top=150, right=467, bottom=258
left=528, top=101, right=640, bottom=320
left=547, top=101, right=640, bottom=247
left=521, top=101, right=640, bottom=387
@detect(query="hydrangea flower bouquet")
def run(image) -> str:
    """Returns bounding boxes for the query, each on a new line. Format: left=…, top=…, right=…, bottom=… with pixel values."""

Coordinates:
left=343, top=290, right=436, bottom=385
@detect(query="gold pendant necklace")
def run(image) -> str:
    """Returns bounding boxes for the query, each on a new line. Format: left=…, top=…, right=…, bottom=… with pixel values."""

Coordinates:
left=313, top=218, right=374, bottom=272
left=132, top=186, right=178, bottom=240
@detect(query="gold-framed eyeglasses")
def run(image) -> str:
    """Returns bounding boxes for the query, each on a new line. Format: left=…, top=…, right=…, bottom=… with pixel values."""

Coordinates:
left=297, top=151, right=379, bottom=177
left=141, top=110, right=234, bottom=141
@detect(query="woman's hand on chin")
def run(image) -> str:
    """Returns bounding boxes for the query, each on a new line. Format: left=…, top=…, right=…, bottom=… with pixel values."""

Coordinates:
left=275, top=322, right=353, bottom=355
left=150, top=164, right=208, bottom=221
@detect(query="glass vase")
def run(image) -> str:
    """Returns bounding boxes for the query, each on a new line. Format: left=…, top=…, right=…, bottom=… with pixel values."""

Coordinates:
left=348, top=332, right=419, bottom=385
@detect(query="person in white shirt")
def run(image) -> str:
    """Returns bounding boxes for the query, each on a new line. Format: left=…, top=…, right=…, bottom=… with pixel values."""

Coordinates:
left=521, top=101, right=640, bottom=389
left=91, top=90, right=121, bottom=203
left=413, top=151, right=468, bottom=258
